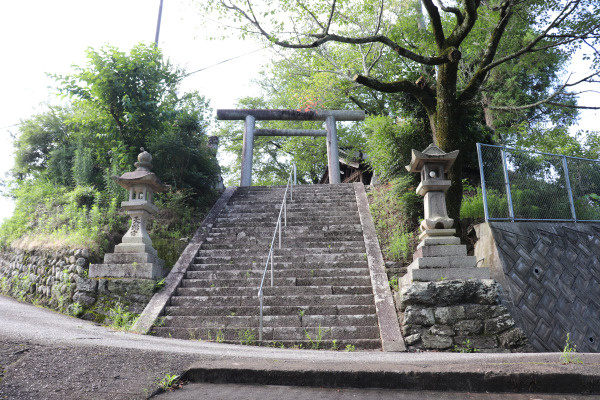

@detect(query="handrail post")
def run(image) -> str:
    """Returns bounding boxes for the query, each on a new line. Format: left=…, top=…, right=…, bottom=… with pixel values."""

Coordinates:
left=270, top=248, right=274, bottom=286
left=278, top=219, right=282, bottom=249
left=259, top=290, right=263, bottom=341
left=284, top=197, right=287, bottom=227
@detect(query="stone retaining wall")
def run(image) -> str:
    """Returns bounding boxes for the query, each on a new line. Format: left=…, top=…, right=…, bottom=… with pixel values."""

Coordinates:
left=0, top=248, right=156, bottom=323
left=396, top=279, right=530, bottom=352
left=475, top=222, right=600, bottom=353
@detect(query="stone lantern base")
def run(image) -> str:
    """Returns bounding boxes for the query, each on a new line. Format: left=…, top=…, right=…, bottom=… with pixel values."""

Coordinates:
left=89, top=233, right=168, bottom=281
left=400, top=228, right=490, bottom=287
left=89, top=252, right=167, bottom=281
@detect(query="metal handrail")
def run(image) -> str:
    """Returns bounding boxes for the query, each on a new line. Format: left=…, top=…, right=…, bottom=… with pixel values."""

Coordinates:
left=258, top=164, right=296, bottom=341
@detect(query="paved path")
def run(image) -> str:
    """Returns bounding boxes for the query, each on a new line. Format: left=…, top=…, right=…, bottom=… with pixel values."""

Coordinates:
left=1, top=295, right=599, bottom=399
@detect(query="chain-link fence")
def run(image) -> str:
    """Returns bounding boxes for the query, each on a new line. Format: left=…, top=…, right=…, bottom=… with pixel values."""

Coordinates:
left=477, top=143, right=600, bottom=221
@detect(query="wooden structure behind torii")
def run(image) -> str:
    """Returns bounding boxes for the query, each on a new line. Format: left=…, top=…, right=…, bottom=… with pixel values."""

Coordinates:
left=217, top=109, right=365, bottom=186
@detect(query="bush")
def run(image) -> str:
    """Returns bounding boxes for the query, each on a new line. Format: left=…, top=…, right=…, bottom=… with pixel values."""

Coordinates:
left=369, top=176, right=422, bottom=263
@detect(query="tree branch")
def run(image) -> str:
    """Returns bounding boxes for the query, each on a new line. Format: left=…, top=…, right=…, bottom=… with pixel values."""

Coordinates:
left=324, top=0, right=336, bottom=35
left=353, top=74, right=436, bottom=113
left=435, top=0, right=464, bottom=24
left=421, top=0, right=446, bottom=49
left=446, top=0, right=479, bottom=47
left=458, top=0, right=513, bottom=105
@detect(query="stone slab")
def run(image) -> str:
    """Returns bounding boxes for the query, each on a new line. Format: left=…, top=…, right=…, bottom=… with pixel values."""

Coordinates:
left=419, top=229, right=456, bottom=240
left=114, top=242, right=158, bottom=256
left=353, top=183, right=405, bottom=352
left=103, top=252, right=160, bottom=264
left=401, top=267, right=490, bottom=285
left=417, top=236, right=461, bottom=248
left=414, top=245, right=467, bottom=259
left=89, top=262, right=167, bottom=280
left=408, top=256, right=477, bottom=269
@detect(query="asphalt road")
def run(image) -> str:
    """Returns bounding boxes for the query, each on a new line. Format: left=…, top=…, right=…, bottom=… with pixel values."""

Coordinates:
left=1, top=295, right=599, bottom=399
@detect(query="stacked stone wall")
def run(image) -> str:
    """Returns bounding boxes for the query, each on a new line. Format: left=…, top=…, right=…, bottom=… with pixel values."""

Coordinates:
left=0, top=248, right=155, bottom=323
left=396, top=280, right=530, bottom=352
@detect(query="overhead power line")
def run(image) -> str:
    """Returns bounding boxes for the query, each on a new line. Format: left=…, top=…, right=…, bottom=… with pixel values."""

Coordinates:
left=183, top=47, right=267, bottom=78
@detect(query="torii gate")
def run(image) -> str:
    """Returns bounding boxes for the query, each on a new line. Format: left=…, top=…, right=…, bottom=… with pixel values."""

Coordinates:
left=217, top=109, right=365, bottom=186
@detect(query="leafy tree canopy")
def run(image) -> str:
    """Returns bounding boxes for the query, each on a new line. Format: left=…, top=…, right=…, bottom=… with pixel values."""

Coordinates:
left=3, top=43, right=220, bottom=252
left=201, top=0, right=600, bottom=219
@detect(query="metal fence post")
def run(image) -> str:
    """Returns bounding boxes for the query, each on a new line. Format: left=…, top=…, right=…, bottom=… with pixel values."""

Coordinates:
left=477, top=143, right=491, bottom=221
left=562, top=155, right=577, bottom=221
left=501, top=147, right=515, bottom=221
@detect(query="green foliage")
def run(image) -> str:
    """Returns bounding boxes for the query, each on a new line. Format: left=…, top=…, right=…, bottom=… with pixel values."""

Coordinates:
left=388, top=275, right=399, bottom=292
left=369, top=176, right=421, bottom=263
left=453, top=339, right=479, bottom=353
left=304, top=324, right=330, bottom=350
left=364, top=115, right=430, bottom=182
left=108, top=302, right=138, bottom=330
left=156, top=374, right=181, bottom=391
left=345, top=344, right=355, bottom=352
left=560, top=333, right=582, bottom=364
left=238, top=329, right=257, bottom=346
left=2, top=43, right=220, bottom=255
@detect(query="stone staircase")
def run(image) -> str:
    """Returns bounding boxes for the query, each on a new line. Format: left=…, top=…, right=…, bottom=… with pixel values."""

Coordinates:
left=151, top=184, right=383, bottom=349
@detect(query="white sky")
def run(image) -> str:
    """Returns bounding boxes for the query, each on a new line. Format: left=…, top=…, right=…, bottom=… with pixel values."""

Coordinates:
left=0, top=0, right=268, bottom=222
left=0, top=0, right=598, bottom=223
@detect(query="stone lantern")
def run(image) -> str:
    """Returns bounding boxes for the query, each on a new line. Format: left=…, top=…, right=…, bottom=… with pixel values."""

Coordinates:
left=90, top=149, right=169, bottom=280
left=400, top=144, right=490, bottom=285
left=405, top=144, right=459, bottom=237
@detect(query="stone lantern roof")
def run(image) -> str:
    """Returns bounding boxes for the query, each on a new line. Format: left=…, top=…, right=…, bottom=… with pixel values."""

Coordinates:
left=112, top=148, right=170, bottom=193
left=405, top=144, right=459, bottom=173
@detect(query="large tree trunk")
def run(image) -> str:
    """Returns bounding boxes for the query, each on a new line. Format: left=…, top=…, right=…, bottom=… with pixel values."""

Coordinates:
left=430, top=61, right=464, bottom=225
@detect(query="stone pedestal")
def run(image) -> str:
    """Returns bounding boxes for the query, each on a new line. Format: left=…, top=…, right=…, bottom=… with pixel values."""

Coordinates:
left=89, top=149, right=169, bottom=281
left=400, top=229, right=490, bottom=287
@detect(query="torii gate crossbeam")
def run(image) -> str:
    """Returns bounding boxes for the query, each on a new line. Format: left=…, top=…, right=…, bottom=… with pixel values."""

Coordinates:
left=217, top=109, right=365, bottom=186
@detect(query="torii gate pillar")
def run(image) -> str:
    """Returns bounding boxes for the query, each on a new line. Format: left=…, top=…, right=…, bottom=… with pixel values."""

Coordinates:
left=217, top=109, right=365, bottom=186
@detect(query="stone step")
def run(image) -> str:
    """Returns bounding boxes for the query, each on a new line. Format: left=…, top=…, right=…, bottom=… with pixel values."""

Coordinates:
left=209, top=225, right=364, bottom=234
left=180, top=275, right=372, bottom=288
left=164, top=304, right=376, bottom=317
left=161, top=313, right=378, bottom=329
left=153, top=325, right=379, bottom=342
left=228, top=200, right=357, bottom=207
left=412, top=244, right=467, bottom=259
left=194, top=253, right=367, bottom=264
left=175, top=285, right=373, bottom=297
left=401, top=266, right=491, bottom=285
left=213, top=219, right=361, bottom=228
left=151, top=327, right=381, bottom=349
left=188, top=261, right=369, bottom=272
left=185, top=268, right=370, bottom=279
left=168, top=294, right=375, bottom=307
left=217, top=213, right=359, bottom=221
left=195, top=246, right=366, bottom=257
left=200, top=240, right=366, bottom=250
left=206, top=231, right=365, bottom=242
left=408, top=255, right=477, bottom=269
left=222, top=205, right=355, bottom=213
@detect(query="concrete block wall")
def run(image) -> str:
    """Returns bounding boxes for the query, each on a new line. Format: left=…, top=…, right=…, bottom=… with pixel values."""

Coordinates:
left=475, top=222, right=600, bottom=352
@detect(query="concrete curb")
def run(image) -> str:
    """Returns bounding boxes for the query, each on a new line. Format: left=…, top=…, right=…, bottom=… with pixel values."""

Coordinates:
left=182, top=357, right=600, bottom=394
left=130, top=186, right=238, bottom=334
left=353, top=183, right=405, bottom=352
